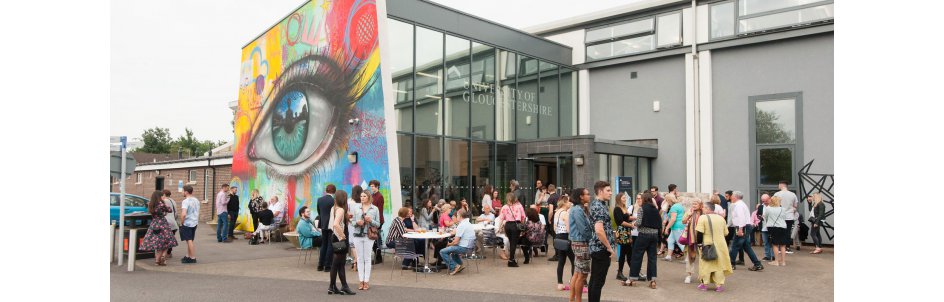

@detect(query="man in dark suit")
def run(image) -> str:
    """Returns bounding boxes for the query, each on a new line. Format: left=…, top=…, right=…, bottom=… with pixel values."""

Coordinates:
left=227, top=186, right=240, bottom=240
left=316, top=184, right=337, bottom=272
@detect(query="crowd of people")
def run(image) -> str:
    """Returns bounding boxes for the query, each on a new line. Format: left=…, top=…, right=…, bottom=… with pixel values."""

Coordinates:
left=134, top=177, right=828, bottom=300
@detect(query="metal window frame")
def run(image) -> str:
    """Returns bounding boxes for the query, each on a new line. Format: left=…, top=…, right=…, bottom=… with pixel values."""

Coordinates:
left=655, top=11, right=684, bottom=49
left=709, top=0, right=834, bottom=42
left=748, top=92, right=804, bottom=202
left=585, top=17, right=656, bottom=44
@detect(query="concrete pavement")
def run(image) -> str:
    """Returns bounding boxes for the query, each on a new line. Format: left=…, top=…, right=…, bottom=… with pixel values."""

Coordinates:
left=112, top=222, right=834, bottom=301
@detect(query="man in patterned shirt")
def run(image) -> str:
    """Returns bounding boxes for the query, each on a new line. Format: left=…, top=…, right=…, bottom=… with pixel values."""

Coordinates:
left=588, top=181, right=615, bottom=302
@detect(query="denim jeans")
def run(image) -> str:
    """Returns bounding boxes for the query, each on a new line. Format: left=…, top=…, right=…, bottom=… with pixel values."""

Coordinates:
left=762, top=231, right=773, bottom=258
left=216, top=213, right=229, bottom=242
left=439, top=245, right=470, bottom=271
left=729, top=225, right=761, bottom=267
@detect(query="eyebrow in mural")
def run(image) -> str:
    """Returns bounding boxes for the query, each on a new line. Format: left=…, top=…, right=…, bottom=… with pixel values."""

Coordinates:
left=246, top=51, right=372, bottom=178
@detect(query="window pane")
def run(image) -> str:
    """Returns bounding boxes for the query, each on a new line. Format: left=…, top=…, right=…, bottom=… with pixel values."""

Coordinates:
left=414, top=27, right=443, bottom=135
left=739, top=4, right=834, bottom=33
left=538, top=62, right=559, bottom=138
left=755, top=99, right=796, bottom=144
left=516, top=55, right=539, bottom=140
left=470, top=141, right=490, bottom=213
left=445, top=35, right=470, bottom=137
left=444, top=138, right=469, bottom=203
left=494, top=143, right=516, bottom=198
left=613, top=35, right=654, bottom=56
left=398, top=134, right=414, bottom=208
left=470, top=43, right=495, bottom=140
left=711, top=2, right=735, bottom=39
left=622, top=156, right=637, bottom=194
left=657, top=13, right=681, bottom=47
left=638, top=158, right=650, bottom=190
left=759, top=148, right=793, bottom=186
left=586, top=43, right=613, bottom=61
left=415, top=136, right=442, bottom=202
left=497, top=51, right=516, bottom=141
left=597, top=154, right=608, bottom=182
left=609, top=155, right=621, bottom=205
left=613, top=18, right=654, bottom=38
left=560, top=69, right=577, bottom=136
left=586, top=18, right=654, bottom=42
left=390, top=20, right=414, bottom=132
left=739, top=0, right=827, bottom=16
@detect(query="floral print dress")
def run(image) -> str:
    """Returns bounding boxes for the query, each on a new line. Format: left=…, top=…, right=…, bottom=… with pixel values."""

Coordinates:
left=139, top=202, right=179, bottom=251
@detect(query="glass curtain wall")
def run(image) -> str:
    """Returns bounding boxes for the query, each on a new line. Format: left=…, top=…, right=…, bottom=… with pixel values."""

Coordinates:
left=391, top=18, right=577, bottom=214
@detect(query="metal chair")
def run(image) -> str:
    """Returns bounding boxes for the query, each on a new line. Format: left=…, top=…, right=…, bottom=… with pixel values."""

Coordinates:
left=390, top=238, right=423, bottom=281
left=481, top=229, right=502, bottom=264
left=459, top=244, right=481, bottom=273
left=297, top=246, right=314, bottom=266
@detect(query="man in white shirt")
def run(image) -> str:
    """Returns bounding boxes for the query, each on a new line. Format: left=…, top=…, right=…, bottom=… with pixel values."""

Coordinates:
left=440, top=209, right=476, bottom=275
left=179, top=185, right=200, bottom=263
left=774, top=181, right=800, bottom=253
left=269, top=196, right=286, bottom=225
left=727, top=191, right=764, bottom=271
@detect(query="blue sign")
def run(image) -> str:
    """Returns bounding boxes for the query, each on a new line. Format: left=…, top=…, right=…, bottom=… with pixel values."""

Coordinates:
left=120, top=136, right=127, bottom=150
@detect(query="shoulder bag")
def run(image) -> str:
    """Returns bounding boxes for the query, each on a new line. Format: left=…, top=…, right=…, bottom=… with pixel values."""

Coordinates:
left=332, top=223, right=349, bottom=253
left=677, top=215, right=692, bottom=246
left=700, top=214, right=718, bottom=261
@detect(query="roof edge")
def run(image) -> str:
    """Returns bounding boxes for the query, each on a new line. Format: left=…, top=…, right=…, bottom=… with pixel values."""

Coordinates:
left=525, top=0, right=687, bottom=35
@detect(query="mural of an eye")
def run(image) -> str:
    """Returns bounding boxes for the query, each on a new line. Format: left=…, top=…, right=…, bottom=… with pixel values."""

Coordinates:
left=246, top=54, right=358, bottom=176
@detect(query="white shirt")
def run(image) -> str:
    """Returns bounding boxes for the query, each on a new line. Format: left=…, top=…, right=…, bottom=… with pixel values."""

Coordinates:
left=454, top=219, right=477, bottom=249
left=271, top=200, right=287, bottom=224
left=729, top=200, right=751, bottom=228
left=539, top=214, right=546, bottom=226
left=774, top=190, right=799, bottom=220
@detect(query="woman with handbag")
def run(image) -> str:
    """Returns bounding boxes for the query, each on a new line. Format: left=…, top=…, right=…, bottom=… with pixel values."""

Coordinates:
left=623, top=192, right=662, bottom=289
left=612, top=192, right=635, bottom=281
left=568, top=188, right=593, bottom=301
left=328, top=190, right=355, bottom=295
left=694, top=200, right=732, bottom=292
left=680, top=198, right=705, bottom=284
left=351, top=190, right=380, bottom=290
left=762, top=196, right=789, bottom=266
left=809, top=192, right=826, bottom=254
left=500, top=192, right=527, bottom=267
left=553, top=196, right=574, bottom=291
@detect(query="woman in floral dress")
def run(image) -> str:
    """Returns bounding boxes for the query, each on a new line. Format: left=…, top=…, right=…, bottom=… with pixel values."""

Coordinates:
left=140, top=190, right=178, bottom=266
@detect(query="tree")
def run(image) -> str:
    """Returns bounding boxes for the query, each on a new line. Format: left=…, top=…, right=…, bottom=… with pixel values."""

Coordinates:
left=138, top=127, right=173, bottom=153
left=172, top=128, right=223, bottom=157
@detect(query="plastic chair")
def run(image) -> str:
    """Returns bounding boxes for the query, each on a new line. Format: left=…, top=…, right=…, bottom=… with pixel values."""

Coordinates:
left=391, top=238, right=423, bottom=281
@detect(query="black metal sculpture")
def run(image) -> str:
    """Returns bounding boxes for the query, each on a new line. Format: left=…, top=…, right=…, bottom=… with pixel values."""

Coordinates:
left=798, top=160, right=834, bottom=240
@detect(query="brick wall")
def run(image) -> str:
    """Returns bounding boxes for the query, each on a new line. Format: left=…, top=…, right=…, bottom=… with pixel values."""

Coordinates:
left=112, top=165, right=232, bottom=223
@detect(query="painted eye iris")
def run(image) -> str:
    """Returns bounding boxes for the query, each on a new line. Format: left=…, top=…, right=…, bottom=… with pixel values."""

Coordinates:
left=272, top=90, right=309, bottom=161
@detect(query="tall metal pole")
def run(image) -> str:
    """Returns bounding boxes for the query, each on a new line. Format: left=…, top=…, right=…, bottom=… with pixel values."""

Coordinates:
left=117, top=136, right=127, bottom=266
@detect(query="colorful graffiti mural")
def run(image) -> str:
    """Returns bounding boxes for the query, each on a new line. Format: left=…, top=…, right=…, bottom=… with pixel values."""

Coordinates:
left=232, top=0, right=394, bottom=233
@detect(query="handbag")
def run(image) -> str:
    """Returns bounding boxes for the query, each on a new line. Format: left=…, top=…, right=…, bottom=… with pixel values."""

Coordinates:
left=700, top=214, right=718, bottom=261
left=332, top=240, right=348, bottom=253
left=367, top=225, right=379, bottom=240
left=554, top=238, right=571, bottom=251
left=615, top=226, right=633, bottom=245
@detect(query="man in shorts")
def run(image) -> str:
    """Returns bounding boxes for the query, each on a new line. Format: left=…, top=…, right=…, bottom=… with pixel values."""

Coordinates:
left=179, top=185, right=200, bottom=263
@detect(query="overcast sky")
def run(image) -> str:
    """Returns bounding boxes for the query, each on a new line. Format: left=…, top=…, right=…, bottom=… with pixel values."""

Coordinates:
left=110, top=0, right=641, bottom=142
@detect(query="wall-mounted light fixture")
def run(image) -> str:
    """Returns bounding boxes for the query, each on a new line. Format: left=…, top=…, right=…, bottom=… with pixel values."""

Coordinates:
left=348, top=151, right=358, bottom=164
left=574, top=155, right=584, bottom=166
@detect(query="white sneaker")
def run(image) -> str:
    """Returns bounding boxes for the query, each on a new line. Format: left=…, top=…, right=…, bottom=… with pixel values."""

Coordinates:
left=786, top=250, right=794, bottom=254
left=663, top=255, right=672, bottom=262
left=684, top=276, right=692, bottom=284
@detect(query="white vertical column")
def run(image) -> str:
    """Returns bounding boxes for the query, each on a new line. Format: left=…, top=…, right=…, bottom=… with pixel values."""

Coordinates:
left=578, top=69, right=590, bottom=135
left=697, top=50, right=714, bottom=193
left=375, top=0, right=402, bottom=225
left=684, top=54, right=697, bottom=192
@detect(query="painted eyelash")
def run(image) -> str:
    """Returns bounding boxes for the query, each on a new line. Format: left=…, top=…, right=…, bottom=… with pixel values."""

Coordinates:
left=248, top=49, right=370, bottom=177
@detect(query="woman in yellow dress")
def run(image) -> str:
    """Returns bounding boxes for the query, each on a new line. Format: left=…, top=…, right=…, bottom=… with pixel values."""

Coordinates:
left=694, top=200, right=733, bottom=292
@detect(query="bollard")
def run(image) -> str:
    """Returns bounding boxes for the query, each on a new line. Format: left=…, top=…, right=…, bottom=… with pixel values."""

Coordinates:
left=127, top=229, right=137, bottom=272
left=110, top=223, right=116, bottom=263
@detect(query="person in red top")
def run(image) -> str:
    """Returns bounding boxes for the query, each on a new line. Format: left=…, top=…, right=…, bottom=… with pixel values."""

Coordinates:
left=369, top=179, right=385, bottom=264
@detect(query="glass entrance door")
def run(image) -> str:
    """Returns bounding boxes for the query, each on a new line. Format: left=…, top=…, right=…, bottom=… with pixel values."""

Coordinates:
left=531, top=154, right=574, bottom=202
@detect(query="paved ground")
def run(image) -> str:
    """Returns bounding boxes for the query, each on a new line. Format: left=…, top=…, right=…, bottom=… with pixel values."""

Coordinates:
left=112, top=222, right=834, bottom=301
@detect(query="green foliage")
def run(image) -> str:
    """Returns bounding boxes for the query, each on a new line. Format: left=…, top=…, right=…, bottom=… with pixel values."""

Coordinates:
left=138, top=127, right=173, bottom=153
left=137, top=127, right=223, bottom=156
left=755, top=110, right=793, bottom=144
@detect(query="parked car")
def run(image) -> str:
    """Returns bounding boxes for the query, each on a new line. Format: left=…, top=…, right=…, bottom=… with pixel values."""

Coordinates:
left=110, top=193, right=150, bottom=226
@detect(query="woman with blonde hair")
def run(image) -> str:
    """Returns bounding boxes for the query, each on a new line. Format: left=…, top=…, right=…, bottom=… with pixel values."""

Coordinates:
left=554, top=195, right=574, bottom=290
left=681, top=198, right=705, bottom=284
left=809, top=192, right=826, bottom=254
left=762, top=196, right=789, bottom=266
left=612, top=192, right=634, bottom=281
